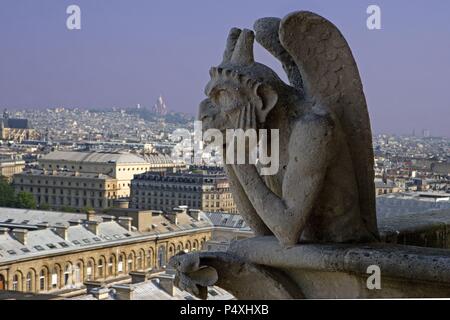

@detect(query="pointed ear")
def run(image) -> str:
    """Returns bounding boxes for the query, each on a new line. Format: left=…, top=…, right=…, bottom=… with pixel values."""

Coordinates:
left=255, top=83, right=278, bottom=123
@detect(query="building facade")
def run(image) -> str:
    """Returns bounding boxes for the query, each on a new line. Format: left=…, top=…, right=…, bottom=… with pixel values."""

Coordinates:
left=0, top=207, right=212, bottom=294
left=13, top=151, right=180, bottom=210
left=0, top=112, right=38, bottom=143
left=0, top=159, right=25, bottom=181
left=130, top=167, right=237, bottom=213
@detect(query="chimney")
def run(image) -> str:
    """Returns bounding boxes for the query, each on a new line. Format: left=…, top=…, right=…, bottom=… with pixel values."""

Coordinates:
left=188, top=209, right=201, bottom=221
left=91, top=287, right=110, bottom=300
left=118, top=217, right=132, bottom=231
left=165, top=213, right=178, bottom=225
left=129, top=271, right=150, bottom=284
left=85, top=220, right=100, bottom=235
left=86, top=210, right=96, bottom=221
left=12, top=228, right=28, bottom=245
left=166, top=207, right=184, bottom=225
left=0, top=227, right=9, bottom=235
left=158, top=274, right=175, bottom=296
left=112, top=284, right=135, bottom=300
left=53, top=225, right=68, bottom=240
left=174, top=207, right=187, bottom=214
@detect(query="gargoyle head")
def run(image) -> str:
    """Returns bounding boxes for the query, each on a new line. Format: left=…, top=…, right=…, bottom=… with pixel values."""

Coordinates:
left=199, top=28, right=290, bottom=133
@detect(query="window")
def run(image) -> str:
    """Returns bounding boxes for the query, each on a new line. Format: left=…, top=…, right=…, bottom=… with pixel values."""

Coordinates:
left=34, top=245, right=45, bottom=251
left=59, top=242, right=69, bottom=248
left=26, top=272, right=32, bottom=292
left=86, top=262, right=93, bottom=281
left=127, top=254, right=133, bottom=271
left=51, top=269, right=58, bottom=288
left=118, top=256, right=124, bottom=273
left=12, top=275, right=18, bottom=291
left=21, top=248, right=30, bottom=253
left=39, top=270, right=46, bottom=291
left=64, top=265, right=70, bottom=286
left=47, top=243, right=57, bottom=249
left=98, top=259, right=104, bottom=278
left=72, top=240, right=81, bottom=245
left=108, top=257, right=114, bottom=275
left=7, top=250, right=17, bottom=255
left=74, top=264, right=81, bottom=284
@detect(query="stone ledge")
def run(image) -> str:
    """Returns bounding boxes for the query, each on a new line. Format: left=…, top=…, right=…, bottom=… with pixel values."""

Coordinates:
left=228, top=236, right=450, bottom=284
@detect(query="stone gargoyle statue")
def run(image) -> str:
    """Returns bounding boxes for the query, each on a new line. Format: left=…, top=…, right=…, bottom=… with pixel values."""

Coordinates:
left=169, top=11, right=380, bottom=299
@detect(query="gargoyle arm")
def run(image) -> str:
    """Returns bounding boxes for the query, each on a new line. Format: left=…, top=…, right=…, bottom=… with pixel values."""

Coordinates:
left=232, top=114, right=334, bottom=246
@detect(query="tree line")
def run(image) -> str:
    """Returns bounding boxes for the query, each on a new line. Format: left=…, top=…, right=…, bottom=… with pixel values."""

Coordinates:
left=0, top=176, right=37, bottom=209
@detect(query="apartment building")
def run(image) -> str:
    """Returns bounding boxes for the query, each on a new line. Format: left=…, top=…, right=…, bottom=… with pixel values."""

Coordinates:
left=130, top=167, right=237, bottom=213
left=0, top=159, right=25, bottom=181
left=0, top=207, right=212, bottom=294
left=13, top=151, right=179, bottom=210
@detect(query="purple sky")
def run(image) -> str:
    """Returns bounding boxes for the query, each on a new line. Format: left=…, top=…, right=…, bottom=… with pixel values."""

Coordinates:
left=1, top=0, right=449, bottom=137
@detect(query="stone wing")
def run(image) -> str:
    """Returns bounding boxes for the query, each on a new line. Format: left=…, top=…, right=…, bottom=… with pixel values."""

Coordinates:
left=279, top=11, right=379, bottom=239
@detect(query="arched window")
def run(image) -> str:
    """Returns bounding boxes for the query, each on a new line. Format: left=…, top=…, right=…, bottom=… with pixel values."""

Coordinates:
left=86, top=261, right=93, bottom=281
left=64, top=264, right=71, bottom=286
left=108, top=257, right=114, bottom=276
left=26, top=272, right=33, bottom=292
left=147, top=249, right=153, bottom=269
left=39, top=269, right=46, bottom=291
left=51, top=267, right=58, bottom=289
left=74, top=263, right=81, bottom=285
left=137, top=251, right=144, bottom=270
left=185, top=241, right=191, bottom=252
left=158, top=246, right=166, bottom=269
left=127, top=253, right=134, bottom=272
left=98, top=259, right=104, bottom=278
left=12, top=274, right=19, bottom=291
left=118, top=255, right=124, bottom=274
left=0, top=274, right=5, bottom=291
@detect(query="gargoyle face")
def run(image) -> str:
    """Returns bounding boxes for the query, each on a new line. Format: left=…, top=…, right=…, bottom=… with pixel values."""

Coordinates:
left=198, top=67, right=278, bottom=134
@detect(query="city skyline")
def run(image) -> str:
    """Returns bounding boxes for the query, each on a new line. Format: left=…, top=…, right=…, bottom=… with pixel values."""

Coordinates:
left=1, top=0, right=450, bottom=137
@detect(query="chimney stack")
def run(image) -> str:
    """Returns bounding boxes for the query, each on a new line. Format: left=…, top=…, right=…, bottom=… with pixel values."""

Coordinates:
left=85, top=220, right=100, bottom=235
left=112, top=284, right=135, bottom=300
left=188, top=209, right=201, bottom=221
left=12, top=228, right=28, bottom=245
left=158, top=274, right=175, bottom=296
left=53, top=225, right=69, bottom=240
left=118, top=217, right=132, bottom=231
left=86, top=210, right=96, bottom=221
left=0, top=227, right=9, bottom=235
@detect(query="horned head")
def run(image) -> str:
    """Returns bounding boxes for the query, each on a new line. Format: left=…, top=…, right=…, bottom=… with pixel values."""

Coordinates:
left=199, top=28, right=287, bottom=132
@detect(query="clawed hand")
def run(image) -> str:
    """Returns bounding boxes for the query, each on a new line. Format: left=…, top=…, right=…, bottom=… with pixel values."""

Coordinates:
left=168, top=252, right=219, bottom=300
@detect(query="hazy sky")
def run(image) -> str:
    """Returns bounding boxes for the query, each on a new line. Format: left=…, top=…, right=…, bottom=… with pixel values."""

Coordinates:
left=1, top=0, right=449, bottom=137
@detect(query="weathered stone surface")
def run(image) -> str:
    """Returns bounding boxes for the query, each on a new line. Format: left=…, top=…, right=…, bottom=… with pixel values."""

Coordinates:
left=379, top=209, right=450, bottom=248
left=170, top=10, right=450, bottom=299
left=228, top=236, right=450, bottom=298
left=198, top=10, right=378, bottom=247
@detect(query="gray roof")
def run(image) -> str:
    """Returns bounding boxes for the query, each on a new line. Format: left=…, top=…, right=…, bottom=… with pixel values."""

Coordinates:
left=0, top=207, right=213, bottom=263
left=0, top=208, right=101, bottom=226
left=17, top=169, right=114, bottom=180
left=41, top=151, right=148, bottom=164
left=204, top=212, right=249, bottom=230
